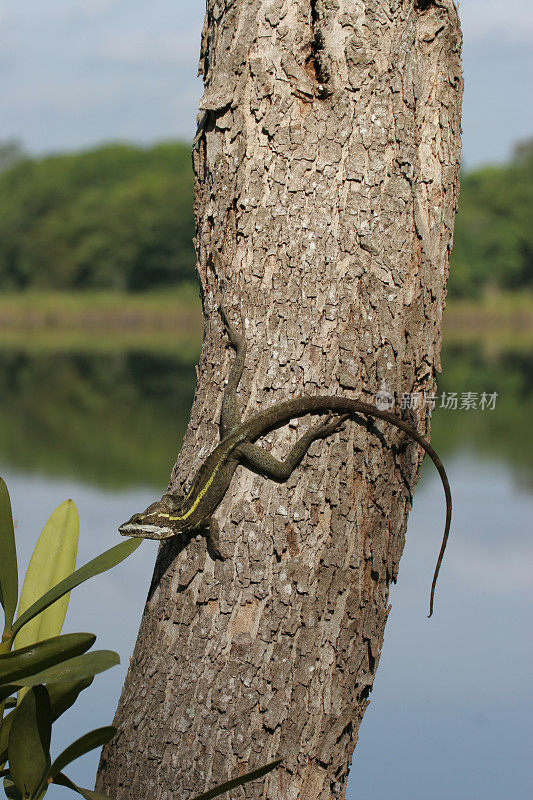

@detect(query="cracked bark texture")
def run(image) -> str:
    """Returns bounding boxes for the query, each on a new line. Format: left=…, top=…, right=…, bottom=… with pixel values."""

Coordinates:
left=97, top=1, right=462, bottom=798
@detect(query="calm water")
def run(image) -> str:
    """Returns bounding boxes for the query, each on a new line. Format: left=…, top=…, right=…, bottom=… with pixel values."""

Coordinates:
left=1, top=341, right=532, bottom=799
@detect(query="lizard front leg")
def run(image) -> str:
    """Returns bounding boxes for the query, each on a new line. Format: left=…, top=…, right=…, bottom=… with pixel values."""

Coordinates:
left=236, top=414, right=349, bottom=482
left=198, top=517, right=227, bottom=561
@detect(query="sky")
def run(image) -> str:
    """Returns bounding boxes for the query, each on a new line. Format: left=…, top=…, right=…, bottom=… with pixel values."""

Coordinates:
left=0, top=0, right=532, bottom=167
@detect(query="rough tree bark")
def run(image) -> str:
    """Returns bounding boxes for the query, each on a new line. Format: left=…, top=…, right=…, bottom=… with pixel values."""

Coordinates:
left=97, top=1, right=462, bottom=798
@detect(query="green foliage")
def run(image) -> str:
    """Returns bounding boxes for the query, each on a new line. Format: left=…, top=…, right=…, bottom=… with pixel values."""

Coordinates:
left=15, top=500, right=79, bottom=653
left=0, top=651, right=119, bottom=705
left=0, top=635, right=95, bottom=685
left=0, top=483, right=281, bottom=799
left=8, top=686, right=51, bottom=799
left=0, top=137, right=531, bottom=297
left=0, top=484, right=138, bottom=799
left=51, top=774, right=115, bottom=800
left=0, top=142, right=195, bottom=291
left=47, top=728, right=116, bottom=784
left=0, top=141, right=26, bottom=174
left=450, top=138, right=533, bottom=297
left=0, top=680, right=95, bottom=764
left=11, top=538, right=142, bottom=640
left=0, top=480, right=17, bottom=635
left=432, top=341, right=533, bottom=488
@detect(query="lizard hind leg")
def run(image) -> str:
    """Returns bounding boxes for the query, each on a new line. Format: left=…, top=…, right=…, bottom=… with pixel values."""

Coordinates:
left=236, top=413, right=349, bottom=483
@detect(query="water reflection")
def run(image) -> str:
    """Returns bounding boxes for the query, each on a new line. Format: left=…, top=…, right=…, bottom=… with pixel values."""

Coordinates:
left=0, top=341, right=531, bottom=490
left=1, top=337, right=531, bottom=800
left=434, top=342, right=533, bottom=488
left=0, top=349, right=196, bottom=488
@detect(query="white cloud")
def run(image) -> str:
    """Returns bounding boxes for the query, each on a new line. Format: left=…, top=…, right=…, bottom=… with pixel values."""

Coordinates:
left=98, top=29, right=199, bottom=67
left=68, top=0, right=124, bottom=22
left=459, top=0, right=533, bottom=45
left=7, top=0, right=123, bottom=23
left=80, top=0, right=121, bottom=16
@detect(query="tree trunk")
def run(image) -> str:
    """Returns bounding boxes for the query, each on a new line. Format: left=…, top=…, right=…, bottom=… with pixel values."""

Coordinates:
left=97, top=2, right=462, bottom=798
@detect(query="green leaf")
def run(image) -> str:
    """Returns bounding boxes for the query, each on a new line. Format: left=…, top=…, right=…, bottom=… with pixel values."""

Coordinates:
left=17, top=650, right=117, bottom=688
left=15, top=500, right=79, bottom=652
left=52, top=772, right=114, bottom=800
left=48, top=727, right=116, bottom=781
left=3, top=775, right=23, bottom=800
left=0, top=479, right=18, bottom=634
left=0, top=633, right=95, bottom=686
left=12, top=539, right=142, bottom=639
left=189, top=758, right=282, bottom=800
left=46, top=677, right=94, bottom=721
left=0, top=651, right=118, bottom=703
left=8, top=686, right=51, bottom=799
left=0, top=679, right=93, bottom=764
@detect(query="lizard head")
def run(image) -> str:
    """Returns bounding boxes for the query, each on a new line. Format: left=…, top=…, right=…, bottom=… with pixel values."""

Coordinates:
left=118, top=495, right=185, bottom=540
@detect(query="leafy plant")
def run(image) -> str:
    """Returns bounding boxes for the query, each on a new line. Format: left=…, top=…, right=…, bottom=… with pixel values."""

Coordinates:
left=0, top=479, right=281, bottom=799
left=0, top=478, right=141, bottom=799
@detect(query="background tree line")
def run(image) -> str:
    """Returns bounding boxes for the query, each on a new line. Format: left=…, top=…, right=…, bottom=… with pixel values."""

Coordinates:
left=0, top=141, right=195, bottom=291
left=0, top=138, right=531, bottom=296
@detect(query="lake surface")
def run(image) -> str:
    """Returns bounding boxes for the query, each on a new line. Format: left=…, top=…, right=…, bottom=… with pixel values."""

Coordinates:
left=1, top=339, right=531, bottom=799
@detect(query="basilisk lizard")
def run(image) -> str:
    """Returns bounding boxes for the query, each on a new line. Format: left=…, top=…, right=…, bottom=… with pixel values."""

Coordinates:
left=120, top=307, right=451, bottom=616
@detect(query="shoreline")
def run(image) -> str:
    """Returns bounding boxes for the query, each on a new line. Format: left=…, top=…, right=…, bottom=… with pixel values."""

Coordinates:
left=1, top=289, right=532, bottom=352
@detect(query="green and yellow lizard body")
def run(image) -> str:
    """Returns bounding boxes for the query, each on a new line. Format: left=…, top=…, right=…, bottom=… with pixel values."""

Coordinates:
left=120, top=308, right=451, bottom=616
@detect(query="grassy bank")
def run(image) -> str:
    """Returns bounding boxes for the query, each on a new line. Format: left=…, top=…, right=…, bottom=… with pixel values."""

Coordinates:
left=0, top=284, right=203, bottom=354
left=1, top=288, right=532, bottom=352
left=0, top=283, right=201, bottom=327
left=445, top=290, right=533, bottom=326
left=443, top=291, right=533, bottom=349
